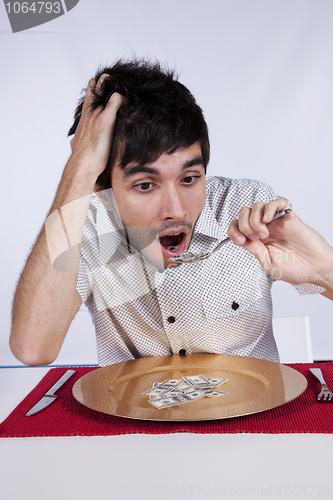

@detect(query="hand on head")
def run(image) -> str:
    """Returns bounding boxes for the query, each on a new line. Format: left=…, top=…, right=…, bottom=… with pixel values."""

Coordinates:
left=69, top=75, right=126, bottom=182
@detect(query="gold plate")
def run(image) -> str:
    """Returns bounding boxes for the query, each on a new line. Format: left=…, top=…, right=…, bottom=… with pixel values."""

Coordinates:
left=72, top=354, right=307, bottom=421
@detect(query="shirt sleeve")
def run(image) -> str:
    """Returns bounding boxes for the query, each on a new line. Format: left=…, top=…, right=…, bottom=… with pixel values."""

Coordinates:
left=76, top=254, right=93, bottom=304
left=292, top=283, right=326, bottom=296
left=75, top=197, right=98, bottom=305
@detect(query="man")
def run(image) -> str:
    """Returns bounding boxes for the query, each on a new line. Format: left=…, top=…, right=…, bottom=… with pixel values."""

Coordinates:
left=10, top=59, right=333, bottom=367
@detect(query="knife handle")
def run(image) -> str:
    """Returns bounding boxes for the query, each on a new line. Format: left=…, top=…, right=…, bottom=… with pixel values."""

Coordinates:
left=45, top=369, right=76, bottom=396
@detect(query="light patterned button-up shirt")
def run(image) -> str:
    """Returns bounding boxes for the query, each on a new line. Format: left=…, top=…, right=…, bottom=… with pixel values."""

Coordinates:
left=76, top=176, right=324, bottom=366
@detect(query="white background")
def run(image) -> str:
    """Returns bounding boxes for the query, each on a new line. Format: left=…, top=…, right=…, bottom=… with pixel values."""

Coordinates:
left=0, top=0, right=332, bottom=365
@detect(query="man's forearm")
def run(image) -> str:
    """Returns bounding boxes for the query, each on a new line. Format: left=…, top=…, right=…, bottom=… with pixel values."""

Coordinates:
left=10, top=159, right=95, bottom=365
left=319, top=269, right=333, bottom=301
left=10, top=82, right=126, bottom=365
left=314, top=245, right=333, bottom=301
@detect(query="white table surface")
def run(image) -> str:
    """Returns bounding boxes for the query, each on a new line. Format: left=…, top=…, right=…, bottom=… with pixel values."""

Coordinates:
left=1, top=367, right=332, bottom=500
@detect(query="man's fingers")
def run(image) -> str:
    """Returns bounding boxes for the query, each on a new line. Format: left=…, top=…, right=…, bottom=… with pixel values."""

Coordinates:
left=94, top=73, right=111, bottom=94
left=235, top=199, right=292, bottom=242
left=82, top=78, right=96, bottom=112
left=105, top=92, right=127, bottom=114
left=228, top=198, right=292, bottom=246
left=228, top=219, right=246, bottom=245
left=82, top=74, right=116, bottom=115
left=98, top=92, right=127, bottom=133
left=94, top=74, right=127, bottom=111
left=248, top=202, right=268, bottom=237
left=262, top=198, right=291, bottom=223
left=237, top=203, right=267, bottom=241
left=82, top=73, right=127, bottom=122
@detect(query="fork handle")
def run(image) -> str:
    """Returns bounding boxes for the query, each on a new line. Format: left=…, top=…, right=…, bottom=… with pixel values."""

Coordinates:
left=310, top=368, right=328, bottom=387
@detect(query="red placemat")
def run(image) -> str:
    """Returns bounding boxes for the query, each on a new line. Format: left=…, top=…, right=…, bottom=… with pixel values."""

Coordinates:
left=1, top=363, right=332, bottom=437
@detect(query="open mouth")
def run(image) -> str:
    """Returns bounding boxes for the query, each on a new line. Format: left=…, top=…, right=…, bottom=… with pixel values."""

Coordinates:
left=158, top=232, right=187, bottom=258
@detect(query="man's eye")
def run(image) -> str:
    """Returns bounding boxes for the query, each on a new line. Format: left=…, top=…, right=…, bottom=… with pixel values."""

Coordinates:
left=135, top=182, right=152, bottom=191
left=183, top=175, right=199, bottom=184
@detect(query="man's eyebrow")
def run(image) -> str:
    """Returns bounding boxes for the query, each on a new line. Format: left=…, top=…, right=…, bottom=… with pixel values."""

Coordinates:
left=122, top=165, right=159, bottom=178
left=122, top=155, right=204, bottom=179
left=181, top=156, right=204, bottom=171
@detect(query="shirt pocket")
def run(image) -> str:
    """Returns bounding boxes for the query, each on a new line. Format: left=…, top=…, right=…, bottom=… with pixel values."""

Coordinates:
left=202, top=279, right=262, bottom=319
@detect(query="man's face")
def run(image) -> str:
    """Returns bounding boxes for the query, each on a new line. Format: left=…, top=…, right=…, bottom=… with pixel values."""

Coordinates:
left=110, top=142, right=206, bottom=269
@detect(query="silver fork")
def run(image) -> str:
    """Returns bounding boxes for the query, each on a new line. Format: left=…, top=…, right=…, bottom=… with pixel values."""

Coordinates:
left=169, top=209, right=292, bottom=264
left=310, top=368, right=333, bottom=402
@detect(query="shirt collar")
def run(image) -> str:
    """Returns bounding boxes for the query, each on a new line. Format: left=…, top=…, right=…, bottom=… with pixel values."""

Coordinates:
left=193, top=197, right=226, bottom=242
left=94, top=193, right=127, bottom=263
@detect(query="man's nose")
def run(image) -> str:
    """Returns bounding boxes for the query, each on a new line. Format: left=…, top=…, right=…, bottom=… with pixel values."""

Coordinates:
left=160, top=187, right=187, bottom=220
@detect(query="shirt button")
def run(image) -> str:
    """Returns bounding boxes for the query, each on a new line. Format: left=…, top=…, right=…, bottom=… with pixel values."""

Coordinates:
left=179, top=349, right=186, bottom=356
left=232, top=301, right=239, bottom=311
left=167, top=316, right=176, bottom=323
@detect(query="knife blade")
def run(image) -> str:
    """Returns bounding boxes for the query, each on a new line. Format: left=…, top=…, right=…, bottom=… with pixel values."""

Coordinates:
left=25, top=369, right=76, bottom=416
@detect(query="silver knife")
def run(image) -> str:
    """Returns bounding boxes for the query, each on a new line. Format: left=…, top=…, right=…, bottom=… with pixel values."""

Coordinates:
left=26, top=369, right=76, bottom=416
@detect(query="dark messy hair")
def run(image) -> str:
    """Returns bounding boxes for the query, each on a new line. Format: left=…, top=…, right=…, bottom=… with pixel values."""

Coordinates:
left=68, top=58, right=210, bottom=189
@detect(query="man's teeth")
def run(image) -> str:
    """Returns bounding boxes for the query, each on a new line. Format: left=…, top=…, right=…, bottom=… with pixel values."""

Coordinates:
left=168, top=246, right=177, bottom=251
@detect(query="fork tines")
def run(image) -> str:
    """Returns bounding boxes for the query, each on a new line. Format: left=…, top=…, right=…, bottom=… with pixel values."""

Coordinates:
left=310, top=368, right=333, bottom=402
left=317, top=388, right=333, bottom=402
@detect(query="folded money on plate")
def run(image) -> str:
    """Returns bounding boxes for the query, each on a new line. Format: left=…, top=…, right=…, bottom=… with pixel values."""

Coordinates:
left=142, top=374, right=228, bottom=409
